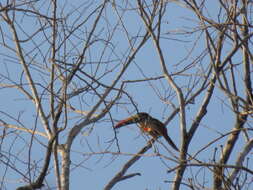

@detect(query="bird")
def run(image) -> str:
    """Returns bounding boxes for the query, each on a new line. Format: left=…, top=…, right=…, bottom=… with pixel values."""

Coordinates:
left=114, top=112, right=179, bottom=151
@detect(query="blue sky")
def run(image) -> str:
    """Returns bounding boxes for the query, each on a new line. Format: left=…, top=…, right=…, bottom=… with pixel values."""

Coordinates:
left=0, top=0, right=252, bottom=190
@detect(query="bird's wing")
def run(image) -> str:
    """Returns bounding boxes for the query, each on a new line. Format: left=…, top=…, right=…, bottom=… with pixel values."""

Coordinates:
left=150, top=119, right=179, bottom=151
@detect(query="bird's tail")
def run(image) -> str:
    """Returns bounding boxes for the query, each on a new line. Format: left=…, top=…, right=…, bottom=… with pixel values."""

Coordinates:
left=164, top=134, right=179, bottom=151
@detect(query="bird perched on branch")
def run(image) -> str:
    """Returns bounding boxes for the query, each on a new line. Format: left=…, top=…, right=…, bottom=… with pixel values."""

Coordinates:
left=114, top=112, right=179, bottom=151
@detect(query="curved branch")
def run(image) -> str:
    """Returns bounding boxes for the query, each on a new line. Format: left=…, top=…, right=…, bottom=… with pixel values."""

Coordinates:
left=16, top=135, right=56, bottom=190
left=104, top=140, right=153, bottom=190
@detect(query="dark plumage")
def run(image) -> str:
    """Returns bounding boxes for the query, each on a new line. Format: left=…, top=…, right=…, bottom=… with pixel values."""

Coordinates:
left=115, top=112, right=178, bottom=151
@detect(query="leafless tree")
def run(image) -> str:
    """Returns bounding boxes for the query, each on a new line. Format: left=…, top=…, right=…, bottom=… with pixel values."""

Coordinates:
left=0, top=0, right=252, bottom=190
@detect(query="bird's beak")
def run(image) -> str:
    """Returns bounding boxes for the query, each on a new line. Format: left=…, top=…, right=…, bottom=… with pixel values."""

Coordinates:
left=114, top=116, right=137, bottom=129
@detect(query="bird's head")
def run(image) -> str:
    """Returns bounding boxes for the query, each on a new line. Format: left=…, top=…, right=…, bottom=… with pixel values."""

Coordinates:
left=114, top=112, right=151, bottom=129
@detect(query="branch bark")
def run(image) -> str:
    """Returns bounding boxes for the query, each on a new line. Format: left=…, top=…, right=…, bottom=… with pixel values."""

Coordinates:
left=104, top=140, right=153, bottom=190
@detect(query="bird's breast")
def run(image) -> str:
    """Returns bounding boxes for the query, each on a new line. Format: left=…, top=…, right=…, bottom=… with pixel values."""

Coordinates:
left=138, top=121, right=159, bottom=137
left=138, top=121, right=151, bottom=132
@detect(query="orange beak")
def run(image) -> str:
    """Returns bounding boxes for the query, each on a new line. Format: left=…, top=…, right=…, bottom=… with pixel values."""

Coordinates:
left=114, top=116, right=136, bottom=129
